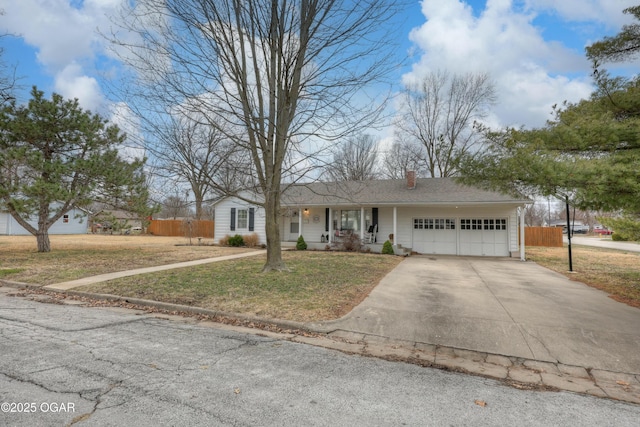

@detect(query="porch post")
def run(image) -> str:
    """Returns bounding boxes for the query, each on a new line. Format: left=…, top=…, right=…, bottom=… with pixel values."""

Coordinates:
left=360, top=207, right=365, bottom=239
left=520, top=206, right=525, bottom=261
left=328, top=208, right=332, bottom=243
left=393, top=207, right=397, bottom=245
left=299, top=207, right=303, bottom=239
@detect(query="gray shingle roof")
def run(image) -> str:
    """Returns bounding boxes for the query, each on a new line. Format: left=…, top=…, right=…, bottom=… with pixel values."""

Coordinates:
left=281, top=177, right=529, bottom=207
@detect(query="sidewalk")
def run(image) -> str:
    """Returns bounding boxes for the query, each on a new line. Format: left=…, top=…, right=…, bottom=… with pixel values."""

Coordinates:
left=43, top=250, right=267, bottom=291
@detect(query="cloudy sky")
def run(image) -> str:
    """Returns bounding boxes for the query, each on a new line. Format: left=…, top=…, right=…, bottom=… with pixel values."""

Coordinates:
left=0, top=0, right=637, bottom=130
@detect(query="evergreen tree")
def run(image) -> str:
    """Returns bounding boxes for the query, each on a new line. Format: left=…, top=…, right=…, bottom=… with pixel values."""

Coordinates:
left=0, top=87, right=148, bottom=252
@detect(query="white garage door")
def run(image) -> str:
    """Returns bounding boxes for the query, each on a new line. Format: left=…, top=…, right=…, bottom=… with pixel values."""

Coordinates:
left=459, top=218, right=509, bottom=256
left=412, top=218, right=457, bottom=255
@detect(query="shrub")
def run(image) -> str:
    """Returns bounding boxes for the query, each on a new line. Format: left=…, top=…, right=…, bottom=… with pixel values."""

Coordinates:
left=382, top=240, right=394, bottom=255
left=340, top=233, right=362, bottom=252
left=218, top=235, right=230, bottom=246
left=228, top=234, right=245, bottom=247
left=296, top=235, right=308, bottom=250
left=611, top=233, right=628, bottom=242
left=601, top=216, right=640, bottom=241
left=243, top=233, right=260, bottom=248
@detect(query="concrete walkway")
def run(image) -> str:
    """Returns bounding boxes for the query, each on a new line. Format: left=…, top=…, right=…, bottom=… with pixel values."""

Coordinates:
left=44, top=250, right=267, bottom=291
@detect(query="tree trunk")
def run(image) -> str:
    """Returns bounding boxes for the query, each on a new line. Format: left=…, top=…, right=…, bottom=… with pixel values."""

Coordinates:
left=37, top=203, right=52, bottom=252
left=36, top=228, right=51, bottom=253
left=262, top=193, right=287, bottom=272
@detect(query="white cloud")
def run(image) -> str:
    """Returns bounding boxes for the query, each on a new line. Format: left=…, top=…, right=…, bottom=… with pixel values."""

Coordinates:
left=523, top=0, right=638, bottom=27
left=0, top=0, right=124, bottom=108
left=54, top=62, right=104, bottom=111
left=109, top=101, right=146, bottom=162
left=402, top=0, right=625, bottom=128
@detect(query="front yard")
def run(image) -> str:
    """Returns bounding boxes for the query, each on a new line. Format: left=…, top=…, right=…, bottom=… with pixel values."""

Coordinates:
left=2, top=235, right=638, bottom=323
left=0, top=234, right=403, bottom=322
left=526, top=245, right=640, bottom=308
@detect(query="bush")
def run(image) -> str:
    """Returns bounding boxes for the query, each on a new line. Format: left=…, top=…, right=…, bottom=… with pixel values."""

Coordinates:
left=611, top=233, right=628, bottom=242
left=218, top=235, right=230, bottom=246
left=296, top=235, right=308, bottom=250
left=382, top=240, right=394, bottom=255
left=228, top=234, right=245, bottom=247
left=600, top=216, right=640, bottom=241
left=243, top=233, right=260, bottom=248
left=340, top=233, right=362, bottom=252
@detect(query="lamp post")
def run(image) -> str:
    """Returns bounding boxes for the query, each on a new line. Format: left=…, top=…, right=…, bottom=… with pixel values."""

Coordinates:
left=565, top=196, right=573, bottom=272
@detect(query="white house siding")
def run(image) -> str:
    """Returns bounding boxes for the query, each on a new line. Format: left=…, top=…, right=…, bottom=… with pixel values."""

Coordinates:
left=377, top=208, right=394, bottom=244
left=298, top=207, right=328, bottom=243
left=214, top=197, right=266, bottom=245
left=215, top=197, right=522, bottom=257
left=0, top=213, right=8, bottom=234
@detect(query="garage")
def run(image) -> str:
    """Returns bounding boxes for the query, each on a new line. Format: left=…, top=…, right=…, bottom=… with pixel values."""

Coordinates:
left=459, top=218, right=509, bottom=256
left=412, top=218, right=457, bottom=255
left=412, top=217, right=510, bottom=256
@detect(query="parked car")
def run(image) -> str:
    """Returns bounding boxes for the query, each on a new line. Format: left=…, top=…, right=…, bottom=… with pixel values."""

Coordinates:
left=593, top=226, right=612, bottom=235
left=562, top=224, right=590, bottom=234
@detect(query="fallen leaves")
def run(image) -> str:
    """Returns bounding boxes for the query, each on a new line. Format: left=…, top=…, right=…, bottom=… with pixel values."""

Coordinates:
left=474, top=399, right=487, bottom=407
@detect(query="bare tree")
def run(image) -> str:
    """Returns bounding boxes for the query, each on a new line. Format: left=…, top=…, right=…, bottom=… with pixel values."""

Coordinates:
left=155, top=115, right=250, bottom=219
left=160, top=194, right=192, bottom=219
left=327, top=134, right=379, bottom=181
left=0, top=15, right=18, bottom=103
left=397, top=70, right=496, bottom=177
left=380, top=135, right=425, bottom=179
left=107, top=0, right=403, bottom=271
left=524, top=201, right=547, bottom=227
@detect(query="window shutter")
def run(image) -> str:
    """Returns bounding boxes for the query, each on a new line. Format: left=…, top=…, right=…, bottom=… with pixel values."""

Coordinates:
left=230, top=208, right=236, bottom=231
left=325, top=208, right=330, bottom=232
left=249, top=208, right=255, bottom=231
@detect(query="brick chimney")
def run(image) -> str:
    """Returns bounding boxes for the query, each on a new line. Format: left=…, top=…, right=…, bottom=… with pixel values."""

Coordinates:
left=407, top=170, right=416, bottom=190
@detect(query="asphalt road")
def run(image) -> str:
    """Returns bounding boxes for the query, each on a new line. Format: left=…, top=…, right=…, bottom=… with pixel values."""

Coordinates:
left=566, top=235, right=640, bottom=252
left=1, top=288, right=639, bottom=427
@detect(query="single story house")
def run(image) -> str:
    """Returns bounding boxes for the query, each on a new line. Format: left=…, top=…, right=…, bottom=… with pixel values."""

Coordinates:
left=90, top=209, right=144, bottom=233
left=214, top=174, right=531, bottom=258
left=0, top=206, right=88, bottom=235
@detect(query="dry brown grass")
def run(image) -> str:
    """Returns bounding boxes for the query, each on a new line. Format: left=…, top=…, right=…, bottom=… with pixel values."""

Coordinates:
left=81, top=251, right=403, bottom=322
left=0, top=234, right=256, bottom=285
left=0, top=233, right=403, bottom=322
left=527, top=245, right=640, bottom=308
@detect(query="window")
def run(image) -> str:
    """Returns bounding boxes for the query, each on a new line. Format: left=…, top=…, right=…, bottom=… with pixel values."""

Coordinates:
left=237, top=209, right=248, bottom=229
left=63, top=215, right=69, bottom=224
left=340, top=210, right=360, bottom=231
left=413, top=218, right=455, bottom=230
left=461, top=218, right=507, bottom=230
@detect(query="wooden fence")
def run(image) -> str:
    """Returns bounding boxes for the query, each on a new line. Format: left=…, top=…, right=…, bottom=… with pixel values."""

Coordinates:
left=148, top=220, right=215, bottom=238
left=524, top=226, right=563, bottom=247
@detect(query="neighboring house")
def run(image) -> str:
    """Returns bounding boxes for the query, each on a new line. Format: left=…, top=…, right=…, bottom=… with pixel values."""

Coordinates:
left=90, top=209, right=143, bottom=233
left=214, top=174, right=531, bottom=258
left=0, top=206, right=88, bottom=235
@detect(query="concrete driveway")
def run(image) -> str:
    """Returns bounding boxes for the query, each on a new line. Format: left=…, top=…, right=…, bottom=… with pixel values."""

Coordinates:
left=316, top=256, right=640, bottom=374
